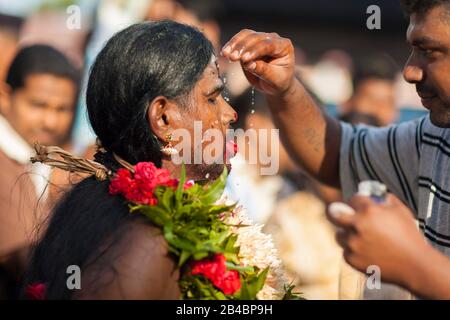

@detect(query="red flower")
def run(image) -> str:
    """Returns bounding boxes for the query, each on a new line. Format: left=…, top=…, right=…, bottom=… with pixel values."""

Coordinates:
left=134, top=162, right=157, bottom=188
left=109, top=168, right=132, bottom=195
left=215, top=270, right=241, bottom=295
left=191, top=254, right=227, bottom=279
left=26, top=283, right=46, bottom=300
left=124, top=182, right=157, bottom=205
left=191, top=254, right=241, bottom=295
left=109, top=162, right=180, bottom=205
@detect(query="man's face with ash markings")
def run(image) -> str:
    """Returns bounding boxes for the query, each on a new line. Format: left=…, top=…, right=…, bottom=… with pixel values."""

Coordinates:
left=404, top=4, right=450, bottom=127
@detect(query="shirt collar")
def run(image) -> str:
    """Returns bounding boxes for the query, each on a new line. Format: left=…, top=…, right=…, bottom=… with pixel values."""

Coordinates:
left=0, top=114, right=34, bottom=164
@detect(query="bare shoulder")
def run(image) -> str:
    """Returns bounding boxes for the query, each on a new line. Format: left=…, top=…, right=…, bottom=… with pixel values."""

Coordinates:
left=73, top=217, right=180, bottom=300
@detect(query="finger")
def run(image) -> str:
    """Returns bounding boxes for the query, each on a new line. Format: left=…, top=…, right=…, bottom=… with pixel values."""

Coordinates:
left=327, top=202, right=356, bottom=228
left=242, top=60, right=285, bottom=87
left=240, top=37, right=292, bottom=64
left=227, top=33, right=271, bottom=61
left=242, top=60, right=271, bottom=79
left=385, top=193, right=416, bottom=220
left=385, top=193, right=403, bottom=206
left=343, top=250, right=358, bottom=270
left=335, top=230, right=351, bottom=250
left=348, top=195, right=373, bottom=212
left=222, top=29, right=255, bottom=56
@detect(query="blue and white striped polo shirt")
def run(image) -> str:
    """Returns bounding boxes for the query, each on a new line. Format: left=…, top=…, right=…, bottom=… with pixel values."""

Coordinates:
left=340, top=115, right=450, bottom=256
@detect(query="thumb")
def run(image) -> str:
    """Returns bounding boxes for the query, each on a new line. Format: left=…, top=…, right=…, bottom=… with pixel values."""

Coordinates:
left=243, top=60, right=272, bottom=81
left=327, top=202, right=356, bottom=229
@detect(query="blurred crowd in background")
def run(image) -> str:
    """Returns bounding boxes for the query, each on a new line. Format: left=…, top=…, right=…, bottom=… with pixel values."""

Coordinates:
left=0, top=0, right=428, bottom=299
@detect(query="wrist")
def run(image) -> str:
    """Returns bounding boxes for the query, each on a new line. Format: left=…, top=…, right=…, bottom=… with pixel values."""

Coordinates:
left=267, top=78, right=301, bottom=108
left=397, top=242, right=436, bottom=296
left=277, top=77, right=299, bottom=100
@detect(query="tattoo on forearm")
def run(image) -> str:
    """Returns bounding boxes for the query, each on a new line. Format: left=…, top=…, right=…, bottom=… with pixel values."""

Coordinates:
left=303, top=127, right=321, bottom=153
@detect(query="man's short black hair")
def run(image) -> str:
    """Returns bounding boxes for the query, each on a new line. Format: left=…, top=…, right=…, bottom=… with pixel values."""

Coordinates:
left=352, top=54, right=398, bottom=91
left=400, top=0, right=450, bottom=15
left=6, top=44, right=80, bottom=91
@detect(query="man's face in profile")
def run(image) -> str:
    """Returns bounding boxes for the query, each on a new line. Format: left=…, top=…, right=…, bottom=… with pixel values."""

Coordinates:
left=404, top=4, right=450, bottom=127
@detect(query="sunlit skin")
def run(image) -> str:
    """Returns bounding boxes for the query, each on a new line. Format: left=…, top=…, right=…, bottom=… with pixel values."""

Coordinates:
left=147, top=57, right=237, bottom=181
left=221, top=4, right=450, bottom=299
left=0, top=73, right=76, bottom=146
left=404, top=5, right=450, bottom=127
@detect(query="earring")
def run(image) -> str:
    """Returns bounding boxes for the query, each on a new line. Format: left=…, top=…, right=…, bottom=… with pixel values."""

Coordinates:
left=160, top=133, right=178, bottom=156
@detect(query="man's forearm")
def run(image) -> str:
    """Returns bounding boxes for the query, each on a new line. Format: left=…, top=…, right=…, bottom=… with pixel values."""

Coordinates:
left=266, top=79, right=342, bottom=187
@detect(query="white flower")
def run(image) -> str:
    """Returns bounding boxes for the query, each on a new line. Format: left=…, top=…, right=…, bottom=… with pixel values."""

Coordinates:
left=224, top=203, right=289, bottom=300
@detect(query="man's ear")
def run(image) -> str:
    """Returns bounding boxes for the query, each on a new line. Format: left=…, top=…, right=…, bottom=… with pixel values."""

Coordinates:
left=0, top=83, right=12, bottom=116
left=146, top=96, right=181, bottom=142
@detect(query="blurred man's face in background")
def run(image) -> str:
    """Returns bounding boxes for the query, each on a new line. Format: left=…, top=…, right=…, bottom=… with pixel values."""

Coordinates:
left=404, top=4, right=450, bottom=127
left=0, top=73, right=76, bottom=146
left=346, top=78, right=397, bottom=126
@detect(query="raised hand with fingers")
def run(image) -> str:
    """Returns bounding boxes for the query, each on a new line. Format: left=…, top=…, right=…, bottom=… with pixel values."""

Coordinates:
left=221, top=29, right=295, bottom=97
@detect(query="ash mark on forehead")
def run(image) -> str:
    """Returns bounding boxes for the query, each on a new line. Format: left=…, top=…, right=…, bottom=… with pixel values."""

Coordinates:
left=209, top=54, right=220, bottom=75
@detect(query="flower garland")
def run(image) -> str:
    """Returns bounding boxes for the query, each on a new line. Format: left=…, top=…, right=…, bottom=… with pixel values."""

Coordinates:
left=223, top=204, right=290, bottom=299
left=109, top=162, right=301, bottom=300
left=26, top=161, right=301, bottom=300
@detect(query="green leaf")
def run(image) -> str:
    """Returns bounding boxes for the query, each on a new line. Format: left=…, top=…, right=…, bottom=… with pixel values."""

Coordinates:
left=225, top=262, right=254, bottom=273
left=238, top=277, right=251, bottom=300
left=163, top=223, right=195, bottom=252
left=132, top=205, right=169, bottom=226
left=185, top=183, right=202, bottom=196
left=223, top=252, right=239, bottom=265
left=175, top=163, right=186, bottom=204
left=178, top=250, right=191, bottom=267
left=168, top=237, right=195, bottom=252
left=240, top=267, right=269, bottom=300
left=282, top=283, right=305, bottom=300
left=207, top=204, right=235, bottom=216
left=167, top=246, right=180, bottom=256
left=255, top=267, right=269, bottom=294
left=192, top=251, right=209, bottom=261
left=213, top=290, right=228, bottom=300
left=198, top=166, right=228, bottom=205
left=224, top=234, right=238, bottom=252
left=161, top=187, right=174, bottom=212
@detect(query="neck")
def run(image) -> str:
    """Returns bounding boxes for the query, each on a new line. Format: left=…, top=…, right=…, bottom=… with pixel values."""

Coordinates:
left=161, top=158, right=224, bottom=182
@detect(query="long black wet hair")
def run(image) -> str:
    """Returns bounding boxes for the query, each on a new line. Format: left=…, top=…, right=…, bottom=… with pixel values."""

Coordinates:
left=22, top=21, right=214, bottom=299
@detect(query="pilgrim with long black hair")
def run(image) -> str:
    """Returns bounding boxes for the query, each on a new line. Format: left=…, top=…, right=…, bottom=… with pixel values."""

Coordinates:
left=22, top=21, right=240, bottom=299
